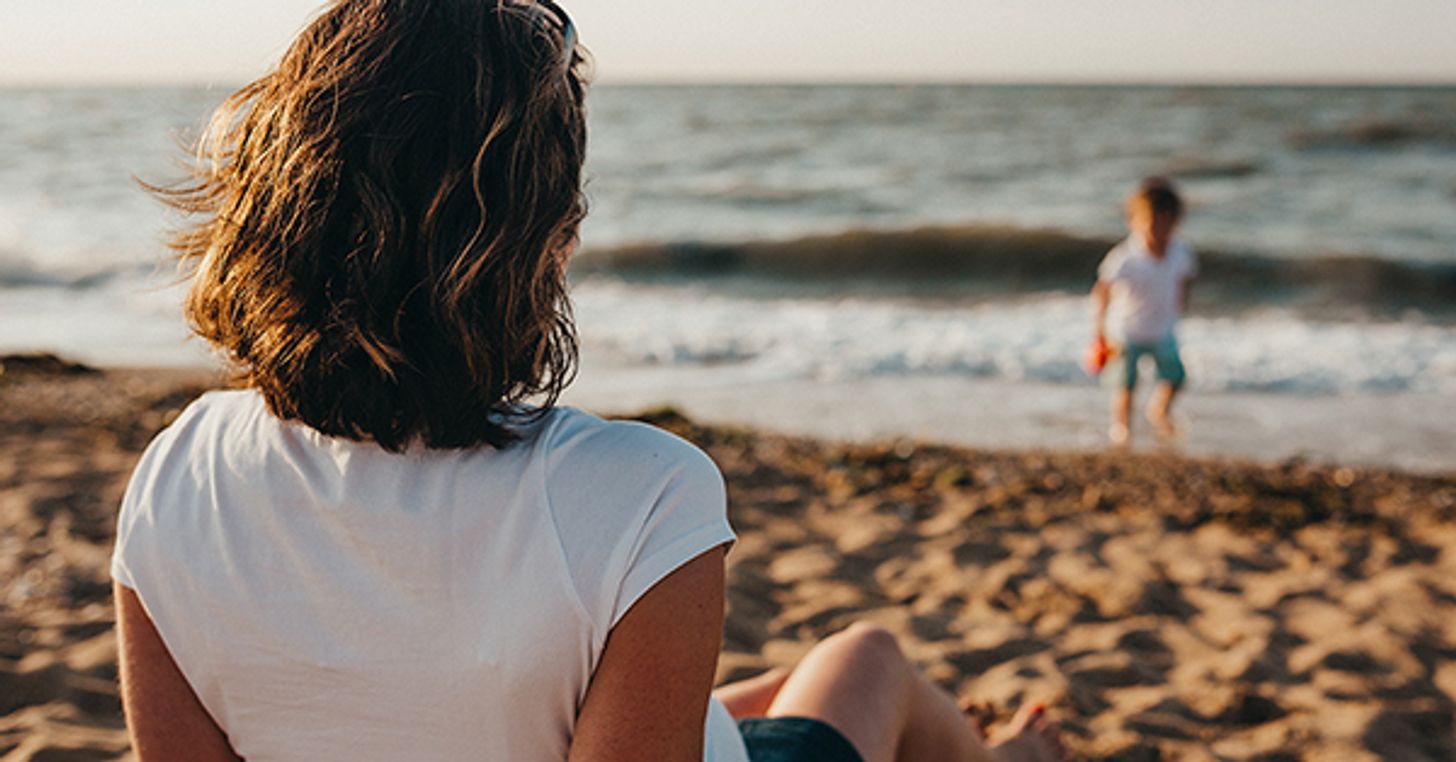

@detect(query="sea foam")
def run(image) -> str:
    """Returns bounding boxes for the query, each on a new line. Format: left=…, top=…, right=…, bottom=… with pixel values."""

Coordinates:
left=574, top=279, right=1456, bottom=397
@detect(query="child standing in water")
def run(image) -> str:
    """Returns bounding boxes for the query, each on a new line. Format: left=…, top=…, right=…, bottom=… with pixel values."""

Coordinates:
left=1091, top=178, right=1196, bottom=445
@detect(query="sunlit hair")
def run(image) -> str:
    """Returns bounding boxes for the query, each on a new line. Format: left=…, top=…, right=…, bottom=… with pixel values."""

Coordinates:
left=1126, top=176, right=1184, bottom=220
left=155, top=0, right=590, bottom=451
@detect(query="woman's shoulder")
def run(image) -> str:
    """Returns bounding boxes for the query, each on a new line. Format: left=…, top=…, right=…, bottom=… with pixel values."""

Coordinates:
left=131, top=388, right=262, bottom=460
left=534, top=406, right=725, bottom=526
left=539, top=406, right=718, bottom=477
left=114, top=390, right=269, bottom=572
left=535, top=407, right=732, bottom=634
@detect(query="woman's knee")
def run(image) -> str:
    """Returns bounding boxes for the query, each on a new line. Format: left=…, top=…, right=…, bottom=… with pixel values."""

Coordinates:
left=780, top=622, right=913, bottom=702
left=819, top=622, right=905, bottom=669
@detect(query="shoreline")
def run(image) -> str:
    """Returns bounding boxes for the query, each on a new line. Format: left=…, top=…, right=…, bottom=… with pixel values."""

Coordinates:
left=2, top=364, right=1455, bottom=759
left=6, top=352, right=1451, bottom=477
left=563, top=358, right=1456, bottom=477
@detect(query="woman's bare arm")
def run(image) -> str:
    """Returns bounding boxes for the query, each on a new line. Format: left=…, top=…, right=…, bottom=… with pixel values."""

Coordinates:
left=115, top=583, right=241, bottom=762
left=569, top=546, right=727, bottom=762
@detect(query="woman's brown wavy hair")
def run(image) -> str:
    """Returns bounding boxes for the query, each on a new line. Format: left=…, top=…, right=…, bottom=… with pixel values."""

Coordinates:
left=157, top=0, right=589, bottom=451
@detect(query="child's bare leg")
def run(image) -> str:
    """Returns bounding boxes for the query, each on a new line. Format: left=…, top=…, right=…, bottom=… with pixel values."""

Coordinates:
left=1146, top=381, right=1179, bottom=438
left=761, top=623, right=1065, bottom=762
left=1110, top=388, right=1133, bottom=445
left=714, top=667, right=791, bottom=719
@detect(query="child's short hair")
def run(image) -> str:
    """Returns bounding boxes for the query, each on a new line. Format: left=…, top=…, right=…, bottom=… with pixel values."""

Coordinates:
left=158, top=0, right=590, bottom=451
left=1126, top=176, right=1184, bottom=220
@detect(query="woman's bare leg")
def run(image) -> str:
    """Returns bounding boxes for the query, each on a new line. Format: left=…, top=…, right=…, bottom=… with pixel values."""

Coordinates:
left=714, top=667, right=791, bottom=719
left=759, top=623, right=1066, bottom=762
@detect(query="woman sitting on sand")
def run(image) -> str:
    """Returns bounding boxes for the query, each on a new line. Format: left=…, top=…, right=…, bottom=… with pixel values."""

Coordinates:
left=111, top=2, right=1065, bottom=760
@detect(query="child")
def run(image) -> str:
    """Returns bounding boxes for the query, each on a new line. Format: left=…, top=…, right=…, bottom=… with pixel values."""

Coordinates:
left=112, top=2, right=1068, bottom=761
left=1090, top=177, right=1196, bottom=446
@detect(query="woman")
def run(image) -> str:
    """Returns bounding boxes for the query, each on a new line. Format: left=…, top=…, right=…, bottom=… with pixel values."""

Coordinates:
left=113, top=2, right=1067, bottom=760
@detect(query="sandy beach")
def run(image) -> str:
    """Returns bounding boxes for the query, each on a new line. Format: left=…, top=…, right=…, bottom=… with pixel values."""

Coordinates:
left=2, top=356, right=1455, bottom=760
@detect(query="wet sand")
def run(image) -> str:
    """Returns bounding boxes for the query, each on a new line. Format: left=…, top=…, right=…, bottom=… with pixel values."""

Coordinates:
left=562, top=357, right=1456, bottom=475
left=3, top=358, right=1454, bottom=760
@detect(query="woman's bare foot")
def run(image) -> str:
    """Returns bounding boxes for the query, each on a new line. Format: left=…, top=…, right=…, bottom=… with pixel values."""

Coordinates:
left=988, top=704, right=1070, bottom=762
left=958, top=698, right=991, bottom=741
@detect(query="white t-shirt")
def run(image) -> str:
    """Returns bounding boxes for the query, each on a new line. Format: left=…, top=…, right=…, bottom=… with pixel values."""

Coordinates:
left=1097, top=237, right=1197, bottom=343
left=111, top=390, right=747, bottom=762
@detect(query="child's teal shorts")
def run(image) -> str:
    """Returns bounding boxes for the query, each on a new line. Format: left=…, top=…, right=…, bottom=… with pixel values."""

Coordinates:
left=1106, top=334, right=1186, bottom=390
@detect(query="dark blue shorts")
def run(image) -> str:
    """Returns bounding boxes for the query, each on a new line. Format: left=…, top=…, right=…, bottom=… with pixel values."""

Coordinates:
left=738, top=717, right=864, bottom=762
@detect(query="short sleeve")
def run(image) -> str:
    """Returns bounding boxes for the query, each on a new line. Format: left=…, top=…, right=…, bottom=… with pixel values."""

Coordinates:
left=1179, top=244, right=1198, bottom=280
left=111, top=475, right=137, bottom=586
left=111, top=451, right=144, bottom=588
left=1097, top=246, right=1126, bottom=283
left=110, top=408, right=192, bottom=590
left=542, top=412, right=735, bottom=639
left=110, top=519, right=137, bottom=588
left=609, top=446, right=731, bottom=627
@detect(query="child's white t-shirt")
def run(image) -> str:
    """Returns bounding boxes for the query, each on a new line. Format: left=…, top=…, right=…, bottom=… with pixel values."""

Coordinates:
left=1098, top=237, right=1197, bottom=343
left=111, top=390, right=746, bottom=762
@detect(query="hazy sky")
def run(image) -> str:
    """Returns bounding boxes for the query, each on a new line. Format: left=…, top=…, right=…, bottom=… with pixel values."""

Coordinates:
left=3, top=0, right=1454, bottom=86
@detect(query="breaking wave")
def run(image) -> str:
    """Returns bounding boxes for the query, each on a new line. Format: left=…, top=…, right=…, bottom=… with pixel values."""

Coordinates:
left=575, top=225, right=1456, bottom=319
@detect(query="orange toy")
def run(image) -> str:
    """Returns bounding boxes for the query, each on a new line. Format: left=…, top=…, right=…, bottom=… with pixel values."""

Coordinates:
left=1082, top=336, right=1111, bottom=376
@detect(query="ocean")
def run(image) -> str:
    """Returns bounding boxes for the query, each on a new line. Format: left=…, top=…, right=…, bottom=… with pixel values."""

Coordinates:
left=2, top=84, right=1454, bottom=465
